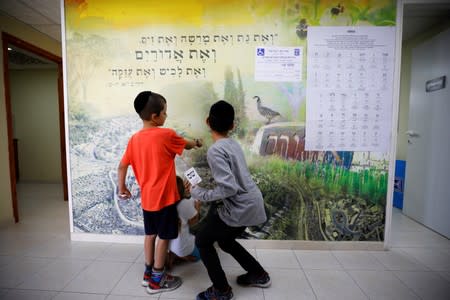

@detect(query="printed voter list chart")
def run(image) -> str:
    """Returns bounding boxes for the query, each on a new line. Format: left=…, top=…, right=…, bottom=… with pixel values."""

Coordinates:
left=255, top=46, right=303, bottom=82
left=305, top=26, right=395, bottom=152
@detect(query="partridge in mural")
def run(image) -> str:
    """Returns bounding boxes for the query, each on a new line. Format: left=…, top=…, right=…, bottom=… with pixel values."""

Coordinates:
left=254, top=96, right=281, bottom=124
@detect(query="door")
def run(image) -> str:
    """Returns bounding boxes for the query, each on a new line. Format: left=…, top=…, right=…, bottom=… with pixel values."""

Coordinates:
left=403, top=28, right=450, bottom=238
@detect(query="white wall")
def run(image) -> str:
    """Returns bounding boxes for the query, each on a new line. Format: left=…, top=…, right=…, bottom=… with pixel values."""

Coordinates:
left=10, top=69, right=61, bottom=182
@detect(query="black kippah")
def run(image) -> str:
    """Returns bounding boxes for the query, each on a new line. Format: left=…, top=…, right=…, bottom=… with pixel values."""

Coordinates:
left=210, top=100, right=234, bottom=120
left=208, top=100, right=234, bottom=132
left=134, top=91, right=152, bottom=114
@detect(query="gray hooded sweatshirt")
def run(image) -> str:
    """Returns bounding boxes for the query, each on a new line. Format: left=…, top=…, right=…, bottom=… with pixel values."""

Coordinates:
left=191, top=138, right=266, bottom=227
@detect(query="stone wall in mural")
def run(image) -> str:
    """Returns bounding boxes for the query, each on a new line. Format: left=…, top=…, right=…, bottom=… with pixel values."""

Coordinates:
left=252, top=122, right=320, bottom=161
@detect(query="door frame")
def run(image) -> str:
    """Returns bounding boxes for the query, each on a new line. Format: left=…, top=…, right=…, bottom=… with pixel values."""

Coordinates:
left=2, top=32, right=68, bottom=223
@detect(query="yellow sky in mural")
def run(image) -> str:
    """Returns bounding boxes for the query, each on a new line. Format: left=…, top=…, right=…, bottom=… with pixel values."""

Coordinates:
left=65, top=0, right=285, bottom=29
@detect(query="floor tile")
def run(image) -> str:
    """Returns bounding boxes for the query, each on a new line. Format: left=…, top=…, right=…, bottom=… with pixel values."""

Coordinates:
left=332, top=251, right=385, bottom=270
left=134, top=251, right=145, bottom=264
left=294, top=250, right=342, bottom=270
left=159, top=261, right=218, bottom=300
left=0, top=257, right=53, bottom=288
left=96, top=243, right=142, bottom=262
left=53, top=292, right=107, bottom=300
left=391, top=211, right=429, bottom=233
left=22, top=238, right=75, bottom=258
left=16, top=258, right=91, bottom=291
left=217, top=247, right=256, bottom=268
left=60, top=242, right=111, bottom=260
left=106, top=296, right=149, bottom=300
left=63, top=261, right=131, bottom=294
left=2, top=183, right=450, bottom=300
left=0, top=289, right=9, bottom=297
left=438, top=271, right=450, bottom=282
left=394, top=271, right=450, bottom=300
left=370, top=248, right=429, bottom=271
left=399, top=247, right=450, bottom=271
left=391, top=231, right=450, bottom=248
left=110, top=263, right=158, bottom=297
left=227, top=267, right=265, bottom=300
left=0, top=232, right=50, bottom=256
left=0, top=255, right=18, bottom=268
left=348, top=270, right=419, bottom=300
left=304, top=269, right=367, bottom=300
left=262, top=267, right=315, bottom=300
left=1, top=289, right=57, bottom=300
left=255, top=249, right=301, bottom=269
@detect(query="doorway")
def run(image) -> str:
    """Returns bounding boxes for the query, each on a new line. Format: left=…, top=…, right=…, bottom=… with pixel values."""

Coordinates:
left=2, top=32, right=68, bottom=223
left=396, top=3, right=450, bottom=239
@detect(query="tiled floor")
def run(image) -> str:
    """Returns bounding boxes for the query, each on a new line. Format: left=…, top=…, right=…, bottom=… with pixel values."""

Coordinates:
left=0, top=183, right=449, bottom=299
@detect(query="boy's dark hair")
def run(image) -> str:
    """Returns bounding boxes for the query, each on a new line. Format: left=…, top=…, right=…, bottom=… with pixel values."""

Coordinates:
left=176, top=176, right=185, bottom=199
left=208, top=100, right=234, bottom=134
left=134, top=91, right=166, bottom=121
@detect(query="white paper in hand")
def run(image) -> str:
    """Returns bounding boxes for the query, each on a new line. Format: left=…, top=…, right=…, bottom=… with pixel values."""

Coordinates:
left=184, top=167, right=202, bottom=186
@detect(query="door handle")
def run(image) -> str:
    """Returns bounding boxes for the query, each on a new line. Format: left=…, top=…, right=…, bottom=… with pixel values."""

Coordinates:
left=405, top=130, right=420, bottom=138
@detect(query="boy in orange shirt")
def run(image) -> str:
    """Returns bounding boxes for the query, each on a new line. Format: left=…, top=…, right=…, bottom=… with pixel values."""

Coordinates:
left=118, top=91, right=202, bottom=294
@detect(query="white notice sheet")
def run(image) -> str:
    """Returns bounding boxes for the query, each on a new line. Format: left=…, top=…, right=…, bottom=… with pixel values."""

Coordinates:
left=305, top=26, right=395, bottom=152
left=255, top=46, right=303, bottom=82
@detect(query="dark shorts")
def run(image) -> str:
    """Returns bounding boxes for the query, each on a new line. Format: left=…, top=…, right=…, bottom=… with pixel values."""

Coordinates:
left=143, top=203, right=179, bottom=239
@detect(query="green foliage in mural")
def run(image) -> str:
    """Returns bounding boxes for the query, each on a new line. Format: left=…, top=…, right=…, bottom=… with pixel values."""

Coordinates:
left=249, top=156, right=386, bottom=241
left=224, top=67, right=248, bottom=138
left=198, top=81, right=221, bottom=120
left=280, top=0, right=396, bottom=41
left=347, top=0, right=396, bottom=26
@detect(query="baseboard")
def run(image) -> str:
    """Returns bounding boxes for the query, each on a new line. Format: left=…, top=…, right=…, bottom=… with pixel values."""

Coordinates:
left=70, top=232, right=384, bottom=250
left=71, top=232, right=144, bottom=244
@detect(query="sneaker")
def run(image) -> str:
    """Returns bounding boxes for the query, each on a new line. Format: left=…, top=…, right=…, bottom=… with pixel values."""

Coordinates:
left=146, top=272, right=182, bottom=294
left=196, top=286, right=234, bottom=300
left=237, top=271, right=271, bottom=288
left=141, top=269, right=151, bottom=287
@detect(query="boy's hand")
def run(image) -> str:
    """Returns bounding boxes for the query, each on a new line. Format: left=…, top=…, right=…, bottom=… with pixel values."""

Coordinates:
left=118, top=188, right=131, bottom=199
left=195, top=138, right=203, bottom=148
left=184, top=179, right=192, bottom=192
left=183, top=179, right=192, bottom=197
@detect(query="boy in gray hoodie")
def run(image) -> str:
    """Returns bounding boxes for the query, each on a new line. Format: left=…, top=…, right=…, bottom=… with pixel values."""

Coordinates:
left=190, top=100, right=271, bottom=300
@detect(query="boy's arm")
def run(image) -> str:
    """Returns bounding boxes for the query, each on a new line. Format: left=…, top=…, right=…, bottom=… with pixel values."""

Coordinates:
left=191, top=148, right=237, bottom=202
left=187, top=214, right=200, bottom=227
left=184, top=138, right=203, bottom=150
left=187, top=200, right=201, bottom=226
left=117, top=162, right=131, bottom=199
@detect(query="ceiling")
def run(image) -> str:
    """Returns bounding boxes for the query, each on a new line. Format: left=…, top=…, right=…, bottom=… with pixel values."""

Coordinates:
left=402, top=3, right=450, bottom=41
left=0, top=1, right=449, bottom=59
left=0, top=0, right=61, bottom=42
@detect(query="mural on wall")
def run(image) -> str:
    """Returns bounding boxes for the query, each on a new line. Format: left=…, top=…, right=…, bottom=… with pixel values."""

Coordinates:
left=64, top=0, right=396, bottom=240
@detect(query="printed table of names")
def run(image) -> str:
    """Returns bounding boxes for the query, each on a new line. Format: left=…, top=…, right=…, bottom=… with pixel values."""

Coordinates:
left=305, top=26, right=396, bottom=152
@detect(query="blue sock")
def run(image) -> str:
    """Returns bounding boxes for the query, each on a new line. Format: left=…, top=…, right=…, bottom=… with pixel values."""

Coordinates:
left=151, top=267, right=164, bottom=283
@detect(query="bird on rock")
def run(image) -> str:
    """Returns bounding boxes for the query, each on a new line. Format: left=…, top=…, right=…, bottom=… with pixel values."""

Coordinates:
left=254, top=96, right=281, bottom=124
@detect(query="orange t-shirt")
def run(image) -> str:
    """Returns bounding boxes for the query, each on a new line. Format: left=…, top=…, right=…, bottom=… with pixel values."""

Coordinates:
left=120, top=127, right=186, bottom=211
